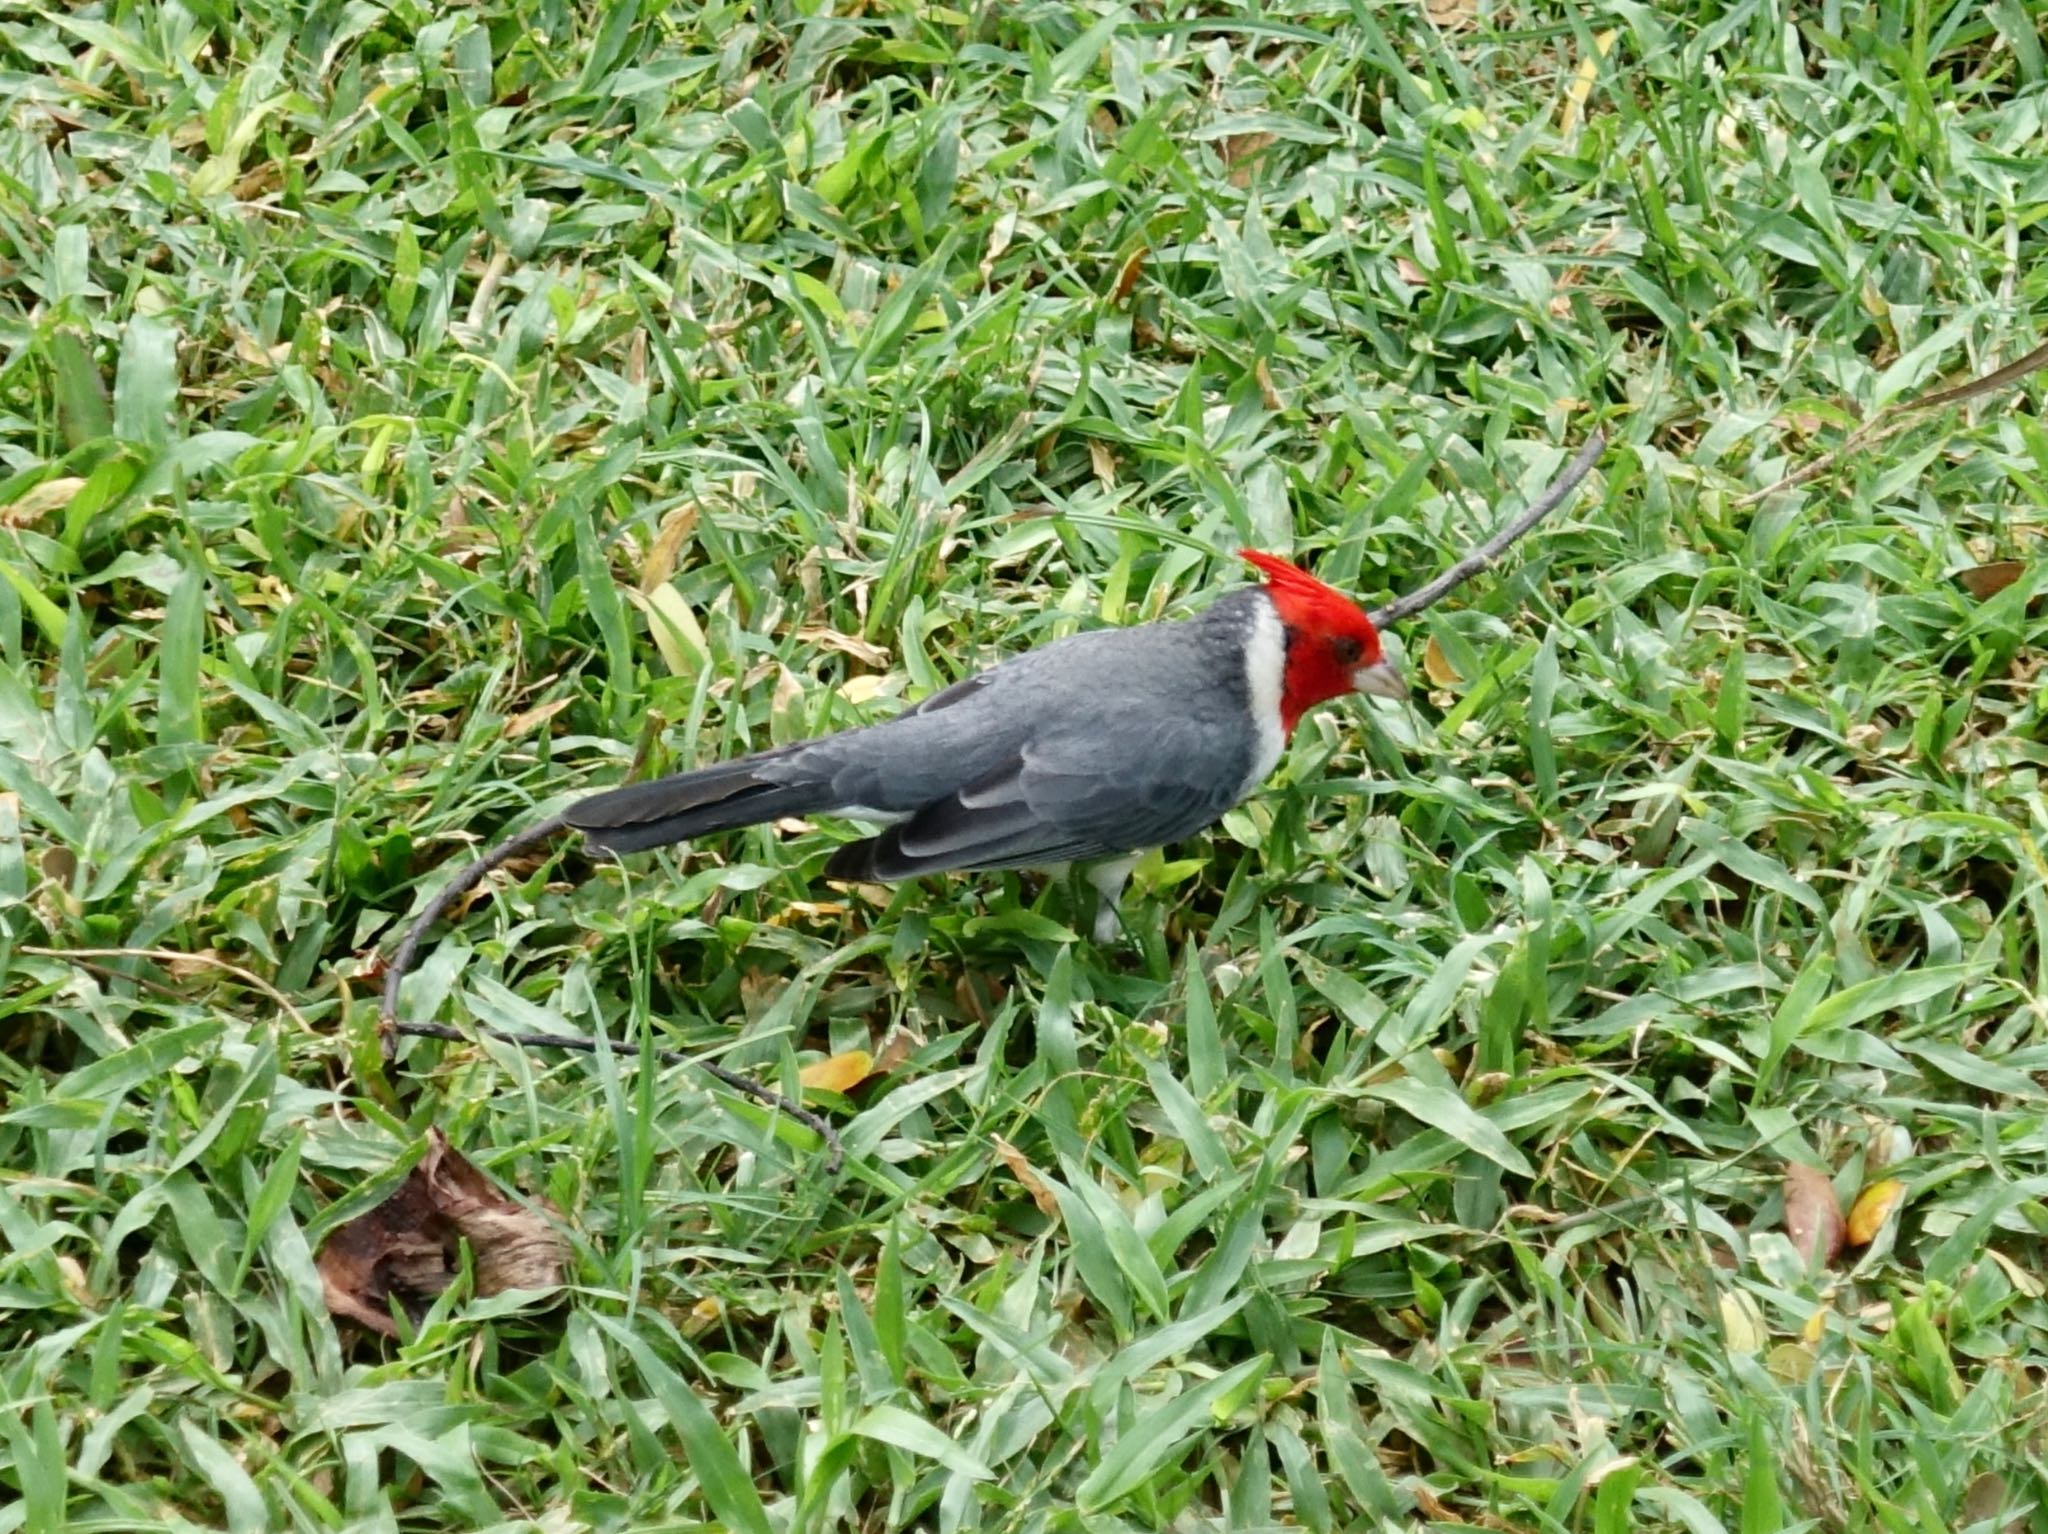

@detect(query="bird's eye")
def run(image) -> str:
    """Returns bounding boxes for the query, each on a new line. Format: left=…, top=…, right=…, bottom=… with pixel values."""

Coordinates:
left=1331, top=636, right=1363, bottom=664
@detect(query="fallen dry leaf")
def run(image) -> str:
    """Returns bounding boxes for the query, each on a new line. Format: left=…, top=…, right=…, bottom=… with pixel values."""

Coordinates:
left=771, top=662, right=805, bottom=732
left=1110, top=246, right=1146, bottom=304
left=1393, top=254, right=1429, bottom=286
left=796, top=626, right=891, bottom=667
left=993, top=1135, right=1060, bottom=1218
left=638, top=502, right=701, bottom=593
left=1783, top=1161, right=1845, bottom=1269
left=505, top=696, right=573, bottom=740
left=1845, top=1178, right=1905, bottom=1247
left=872, top=1020, right=923, bottom=1076
left=764, top=899, right=851, bottom=928
left=1424, top=0, right=1476, bottom=29
left=1253, top=356, right=1283, bottom=412
left=837, top=673, right=890, bottom=706
left=1422, top=634, right=1463, bottom=689
left=317, top=1129, right=566, bottom=1337
left=1960, top=1471, right=2008, bottom=1527
left=1089, top=439, right=1117, bottom=486
left=1219, top=130, right=1279, bottom=188
left=1766, top=1340, right=1816, bottom=1384
left=1958, top=561, right=2024, bottom=601
left=1, top=476, right=86, bottom=529
left=798, top=1049, right=874, bottom=1095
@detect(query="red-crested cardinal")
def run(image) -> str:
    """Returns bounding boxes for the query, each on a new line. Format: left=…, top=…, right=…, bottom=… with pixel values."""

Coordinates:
left=566, top=550, right=1399, bottom=943
left=377, top=431, right=1604, bottom=1139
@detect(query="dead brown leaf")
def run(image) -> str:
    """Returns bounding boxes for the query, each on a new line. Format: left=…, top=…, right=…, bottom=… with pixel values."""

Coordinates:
left=1219, top=131, right=1279, bottom=187
left=1424, top=0, right=1476, bottom=29
left=1253, top=357, right=1283, bottom=412
left=1959, top=561, right=2025, bottom=601
left=1393, top=255, right=1429, bottom=286
left=1783, top=1161, right=1844, bottom=1270
left=1089, top=439, right=1117, bottom=486
left=993, top=1135, right=1060, bottom=1218
left=1960, top=1471, right=2009, bottom=1528
left=638, top=502, right=700, bottom=593
left=872, top=1020, right=923, bottom=1075
left=1110, top=246, right=1146, bottom=305
left=317, top=1129, right=566, bottom=1337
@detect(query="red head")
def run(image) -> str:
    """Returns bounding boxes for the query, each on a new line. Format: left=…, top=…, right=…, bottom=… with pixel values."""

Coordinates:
left=1242, top=550, right=1406, bottom=729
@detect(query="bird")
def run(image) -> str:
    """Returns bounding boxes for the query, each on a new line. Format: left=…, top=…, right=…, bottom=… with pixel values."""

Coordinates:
left=378, top=430, right=1604, bottom=1090
left=564, top=550, right=1406, bottom=943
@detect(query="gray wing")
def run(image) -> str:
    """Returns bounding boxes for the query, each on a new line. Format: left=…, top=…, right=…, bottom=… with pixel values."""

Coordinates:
left=826, top=719, right=1247, bottom=880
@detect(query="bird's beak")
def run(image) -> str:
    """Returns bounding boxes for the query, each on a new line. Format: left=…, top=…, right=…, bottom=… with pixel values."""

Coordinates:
left=1352, top=660, right=1406, bottom=700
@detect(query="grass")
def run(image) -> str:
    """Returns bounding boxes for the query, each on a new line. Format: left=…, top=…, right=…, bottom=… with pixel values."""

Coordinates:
left=6, top=0, right=2048, bottom=1528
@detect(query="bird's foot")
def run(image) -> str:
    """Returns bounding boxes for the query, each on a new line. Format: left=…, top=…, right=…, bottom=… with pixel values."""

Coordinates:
left=1093, top=903, right=1127, bottom=945
left=1085, top=853, right=1142, bottom=946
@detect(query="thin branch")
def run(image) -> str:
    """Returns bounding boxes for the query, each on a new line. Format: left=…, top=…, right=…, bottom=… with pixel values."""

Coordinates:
left=375, top=813, right=844, bottom=1172
left=1734, top=337, right=2048, bottom=508
left=24, top=944, right=314, bottom=1033
left=1369, top=431, right=1606, bottom=628
left=387, top=1019, right=845, bottom=1173
left=380, top=813, right=571, bottom=1030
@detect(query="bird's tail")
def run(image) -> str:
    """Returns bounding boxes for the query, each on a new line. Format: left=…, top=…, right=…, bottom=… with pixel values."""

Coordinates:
left=565, top=750, right=832, bottom=855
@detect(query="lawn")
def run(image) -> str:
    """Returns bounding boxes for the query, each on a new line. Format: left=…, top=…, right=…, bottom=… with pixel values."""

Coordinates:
left=6, top=0, right=2048, bottom=1529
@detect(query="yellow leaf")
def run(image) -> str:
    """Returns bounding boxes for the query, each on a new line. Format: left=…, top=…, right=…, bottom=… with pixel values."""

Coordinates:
left=1719, top=1290, right=1767, bottom=1354
left=625, top=583, right=710, bottom=679
left=1559, top=29, right=1618, bottom=137
left=1422, top=634, right=1463, bottom=688
left=798, top=1050, right=873, bottom=1095
left=1766, top=1341, right=1816, bottom=1384
left=1846, top=1179, right=1906, bottom=1246
left=837, top=673, right=890, bottom=705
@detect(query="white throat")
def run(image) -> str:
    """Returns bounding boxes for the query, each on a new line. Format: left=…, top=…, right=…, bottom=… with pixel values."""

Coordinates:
left=1241, top=593, right=1289, bottom=794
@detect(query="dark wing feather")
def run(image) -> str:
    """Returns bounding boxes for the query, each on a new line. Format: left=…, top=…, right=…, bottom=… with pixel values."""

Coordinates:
left=828, top=721, right=1245, bottom=881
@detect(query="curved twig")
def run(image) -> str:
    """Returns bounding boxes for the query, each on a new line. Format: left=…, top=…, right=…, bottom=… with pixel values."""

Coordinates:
left=1370, top=431, right=1606, bottom=627
left=377, top=815, right=845, bottom=1173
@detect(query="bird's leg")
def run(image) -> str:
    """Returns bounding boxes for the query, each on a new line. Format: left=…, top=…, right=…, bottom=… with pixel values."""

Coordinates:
left=1086, top=854, right=1141, bottom=944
